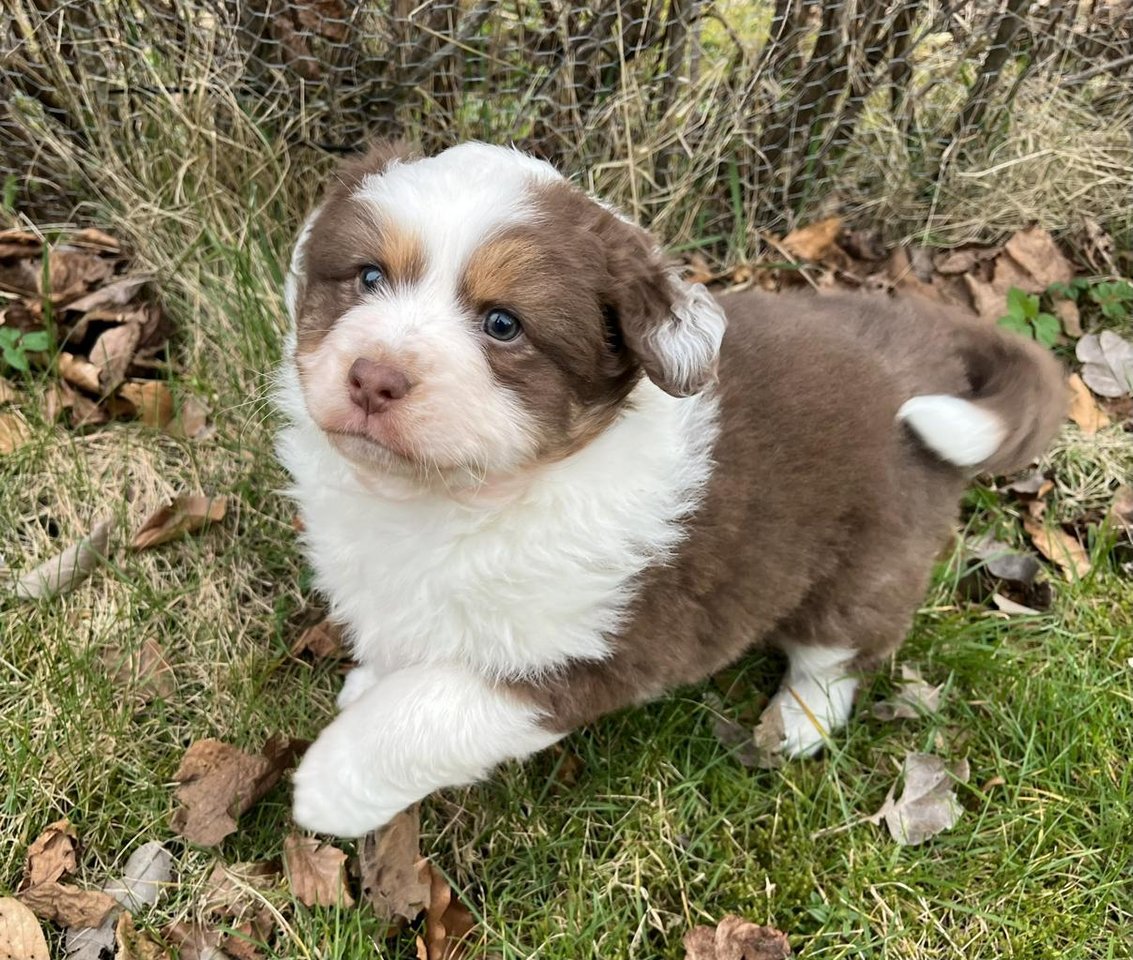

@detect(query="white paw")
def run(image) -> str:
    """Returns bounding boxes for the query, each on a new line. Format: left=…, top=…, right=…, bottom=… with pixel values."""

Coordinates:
left=336, top=664, right=381, bottom=711
left=291, top=733, right=403, bottom=837
left=767, top=688, right=829, bottom=758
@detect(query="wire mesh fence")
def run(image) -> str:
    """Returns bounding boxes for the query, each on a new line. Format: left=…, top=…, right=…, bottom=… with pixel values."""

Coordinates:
left=3, top=1, right=1132, bottom=253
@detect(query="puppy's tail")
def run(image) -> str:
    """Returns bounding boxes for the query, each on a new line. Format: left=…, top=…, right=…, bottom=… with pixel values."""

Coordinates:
left=897, top=323, right=1068, bottom=475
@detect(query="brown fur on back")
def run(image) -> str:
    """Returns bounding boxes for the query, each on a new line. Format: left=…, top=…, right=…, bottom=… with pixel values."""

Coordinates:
left=515, top=289, right=1067, bottom=731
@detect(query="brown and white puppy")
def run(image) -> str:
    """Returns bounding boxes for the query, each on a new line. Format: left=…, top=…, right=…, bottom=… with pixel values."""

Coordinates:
left=277, top=141, right=1066, bottom=836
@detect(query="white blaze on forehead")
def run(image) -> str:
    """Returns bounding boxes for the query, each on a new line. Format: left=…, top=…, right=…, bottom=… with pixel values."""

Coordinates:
left=353, top=142, right=563, bottom=277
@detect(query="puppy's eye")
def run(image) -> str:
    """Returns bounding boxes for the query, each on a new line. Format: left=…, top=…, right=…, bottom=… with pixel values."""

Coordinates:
left=359, top=264, right=385, bottom=291
left=483, top=308, right=522, bottom=342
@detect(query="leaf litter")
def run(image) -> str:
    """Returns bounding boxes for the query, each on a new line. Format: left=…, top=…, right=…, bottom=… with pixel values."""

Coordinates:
left=0, top=897, right=50, bottom=960
left=170, top=737, right=308, bottom=846
left=683, top=915, right=791, bottom=960
left=12, top=518, right=113, bottom=599
left=132, top=495, right=228, bottom=550
left=869, top=754, right=970, bottom=845
left=871, top=665, right=943, bottom=722
left=282, top=835, right=354, bottom=908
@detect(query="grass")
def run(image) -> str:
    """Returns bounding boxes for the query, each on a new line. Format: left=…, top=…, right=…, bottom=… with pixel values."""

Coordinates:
left=2, top=218, right=1132, bottom=960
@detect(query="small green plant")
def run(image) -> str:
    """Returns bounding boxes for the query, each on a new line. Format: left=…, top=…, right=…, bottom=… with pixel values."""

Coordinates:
left=998, top=287, right=1060, bottom=347
left=0, top=327, right=51, bottom=374
left=1050, top=277, right=1133, bottom=323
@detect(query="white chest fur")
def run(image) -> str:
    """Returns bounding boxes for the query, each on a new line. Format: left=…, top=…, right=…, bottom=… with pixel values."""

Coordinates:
left=276, top=374, right=719, bottom=680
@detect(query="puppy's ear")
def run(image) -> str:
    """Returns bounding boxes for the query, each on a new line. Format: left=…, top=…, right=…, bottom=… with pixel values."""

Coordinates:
left=602, top=218, right=727, bottom=398
left=333, top=139, right=418, bottom=194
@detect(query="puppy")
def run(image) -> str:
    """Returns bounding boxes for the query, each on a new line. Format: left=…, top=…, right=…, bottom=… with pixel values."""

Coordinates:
left=277, top=141, right=1066, bottom=837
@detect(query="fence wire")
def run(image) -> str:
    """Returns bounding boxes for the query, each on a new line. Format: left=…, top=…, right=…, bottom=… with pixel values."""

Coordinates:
left=3, top=1, right=1132, bottom=249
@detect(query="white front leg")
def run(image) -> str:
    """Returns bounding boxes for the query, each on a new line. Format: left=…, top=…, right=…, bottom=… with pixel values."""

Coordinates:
left=292, top=662, right=563, bottom=837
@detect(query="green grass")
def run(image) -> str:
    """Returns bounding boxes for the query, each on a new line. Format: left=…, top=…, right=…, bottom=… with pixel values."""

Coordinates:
left=2, top=223, right=1132, bottom=960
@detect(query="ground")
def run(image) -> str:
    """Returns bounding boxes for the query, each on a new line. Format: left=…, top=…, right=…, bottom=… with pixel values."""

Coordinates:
left=1, top=235, right=1131, bottom=959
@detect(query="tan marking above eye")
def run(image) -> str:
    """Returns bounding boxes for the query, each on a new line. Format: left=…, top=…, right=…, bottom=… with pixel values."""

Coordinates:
left=460, top=235, right=543, bottom=309
left=378, top=223, right=426, bottom=286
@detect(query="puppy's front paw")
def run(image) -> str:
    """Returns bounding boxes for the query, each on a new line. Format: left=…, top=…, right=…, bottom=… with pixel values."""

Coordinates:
left=766, top=688, right=828, bottom=759
left=291, top=735, right=403, bottom=837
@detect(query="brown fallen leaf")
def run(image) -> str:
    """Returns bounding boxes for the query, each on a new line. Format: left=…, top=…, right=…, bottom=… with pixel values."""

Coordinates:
left=1067, top=373, right=1111, bottom=435
left=871, top=664, right=943, bottom=722
left=22, top=820, right=78, bottom=888
left=683, top=915, right=791, bottom=960
left=14, top=518, right=113, bottom=599
left=203, top=860, right=280, bottom=921
left=115, top=913, right=169, bottom=960
left=0, top=410, right=32, bottom=453
left=290, top=619, right=346, bottom=660
left=750, top=699, right=786, bottom=769
left=423, top=864, right=476, bottom=960
left=168, top=395, right=214, bottom=440
left=282, top=835, right=354, bottom=907
left=17, top=882, right=118, bottom=929
left=170, top=737, right=307, bottom=846
left=90, top=322, right=141, bottom=392
left=357, top=807, right=430, bottom=928
left=991, top=593, right=1042, bottom=616
left=0, top=376, right=18, bottom=404
left=162, top=921, right=226, bottom=960
left=132, top=495, right=227, bottom=551
left=1106, top=485, right=1133, bottom=537
left=869, top=753, right=969, bottom=845
left=933, top=245, right=1000, bottom=275
left=781, top=217, right=842, bottom=262
left=0, top=897, right=50, bottom=960
left=63, top=275, right=151, bottom=315
left=102, top=638, right=175, bottom=702
left=58, top=352, right=103, bottom=394
left=1003, top=225, right=1074, bottom=289
left=1022, top=515, right=1091, bottom=579
left=222, top=916, right=274, bottom=960
left=711, top=713, right=759, bottom=769
left=1052, top=297, right=1082, bottom=338
left=118, top=380, right=176, bottom=429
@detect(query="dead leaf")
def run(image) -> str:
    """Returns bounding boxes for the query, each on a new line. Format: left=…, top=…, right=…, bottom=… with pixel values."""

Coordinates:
left=203, top=861, right=280, bottom=920
left=1022, top=515, right=1091, bottom=579
left=871, top=664, right=943, bottom=721
left=682, top=915, right=791, bottom=960
left=162, top=921, right=227, bottom=960
left=358, top=807, right=430, bottom=927
left=115, top=913, right=169, bottom=960
left=991, top=593, right=1042, bottom=616
left=1004, top=226, right=1074, bottom=289
left=750, top=701, right=785, bottom=769
left=222, top=917, right=273, bottom=960
left=1002, top=469, right=1051, bottom=498
left=290, top=619, right=346, bottom=660
left=118, top=380, right=176, bottom=428
left=168, top=395, right=213, bottom=440
left=1053, top=298, right=1082, bottom=338
left=0, top=410, right=32, bottom=453
left=282, top=835, right=354, bottom=907
left=14, top=518, right=113, bottom=599
left=63, top=841, right=172, bottom=960
left=711, top=714, right=759, bottom=768
left=1077, top=331, right=1133, bottom=398
left=933, top=245, right=999, bottom=275
left=58, top=352, right=102, bottom=394
left=423, top=864, right=475, bottom=960
left=17, top=883, right=118, bottom=929
left=63, top=276, right=151, bottom=315
left=1105, top=485, right=1133, bottom=537
left=1067, top=373, right=1111, bottom=435
left=0, top=377, right=18, bottom=404
left=967, top=534, right=1041, bottom=588
left=22, top=820, right=78, bottom=888
left=131, top=495, right=227, bottom=550
left=869, top=753, right=970, bottom=845
left=90, top=322, right=141, bottom=392
left=170, top=737, right=307, bottom=846
left=102, top=638, right=175, bottom=702
left=781, top=217, right=842, bottom=261
left=0, top=897, right=50, bottom=960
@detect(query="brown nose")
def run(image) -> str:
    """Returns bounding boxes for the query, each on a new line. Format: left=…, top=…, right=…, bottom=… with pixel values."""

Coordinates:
left=347, top=359, right=412, bottom=415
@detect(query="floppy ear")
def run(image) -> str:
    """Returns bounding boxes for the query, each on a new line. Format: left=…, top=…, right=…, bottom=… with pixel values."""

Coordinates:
left=332, top=139, right=418, bottom=194
left=601, top=217, right=727, bottom=398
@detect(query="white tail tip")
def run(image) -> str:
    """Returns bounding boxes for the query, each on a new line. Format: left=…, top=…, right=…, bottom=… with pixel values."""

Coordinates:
left=897, top=395, right=1005, bottom=467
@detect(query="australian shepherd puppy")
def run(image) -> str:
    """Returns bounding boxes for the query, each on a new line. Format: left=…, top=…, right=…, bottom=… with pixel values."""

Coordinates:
left=276, top=141, right=1065, bottom=837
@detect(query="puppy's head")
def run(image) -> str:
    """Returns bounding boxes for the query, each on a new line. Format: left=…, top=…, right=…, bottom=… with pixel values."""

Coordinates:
left=285, top=141, right=725, bottom=484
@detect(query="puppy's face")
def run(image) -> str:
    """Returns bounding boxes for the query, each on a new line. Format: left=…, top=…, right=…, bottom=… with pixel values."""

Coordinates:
left=286, top=142, right=726, bottom=485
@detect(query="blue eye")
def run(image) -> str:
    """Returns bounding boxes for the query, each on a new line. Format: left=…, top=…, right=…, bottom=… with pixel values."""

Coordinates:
left=483, top=308, right=522, bottom=342
left=359, top=265, right=385, bottom=291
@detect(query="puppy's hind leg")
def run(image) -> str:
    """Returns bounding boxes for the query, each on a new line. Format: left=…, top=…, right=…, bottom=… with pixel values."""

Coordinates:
left=764, top=643, right=859, bottom=758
